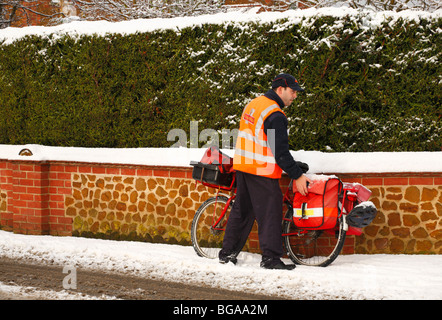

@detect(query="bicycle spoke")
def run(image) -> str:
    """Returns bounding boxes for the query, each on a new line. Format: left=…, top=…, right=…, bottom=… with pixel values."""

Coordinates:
left=283, top=216, right=346, bottom=267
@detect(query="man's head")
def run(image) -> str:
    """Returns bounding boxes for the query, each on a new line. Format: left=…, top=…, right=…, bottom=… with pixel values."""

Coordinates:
left=271, top=73, right=304, bottom=106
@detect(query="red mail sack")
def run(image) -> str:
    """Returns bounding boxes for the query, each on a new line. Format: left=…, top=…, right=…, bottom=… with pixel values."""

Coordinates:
left=292, top=178, right=342, bottom=230
left=199, top=146, right=234, bottom=174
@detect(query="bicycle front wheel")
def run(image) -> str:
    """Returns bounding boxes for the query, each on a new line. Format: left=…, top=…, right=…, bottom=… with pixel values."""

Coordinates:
left=282, top=214, right=347, bottom=267
left=191, top=196, right=232, bottom=259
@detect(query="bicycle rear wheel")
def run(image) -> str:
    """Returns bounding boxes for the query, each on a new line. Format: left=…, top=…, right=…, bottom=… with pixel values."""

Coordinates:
left=191, top=196, right=232, bottom=259
left=282, top=213, right=347, bottom=267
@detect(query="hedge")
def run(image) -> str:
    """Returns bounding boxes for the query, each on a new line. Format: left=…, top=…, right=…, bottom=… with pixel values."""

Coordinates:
left=0, top=12, right=440, bottom=151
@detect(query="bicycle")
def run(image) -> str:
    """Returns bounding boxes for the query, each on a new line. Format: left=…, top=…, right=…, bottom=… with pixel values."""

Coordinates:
left=190, top=150, right=376, bottom=267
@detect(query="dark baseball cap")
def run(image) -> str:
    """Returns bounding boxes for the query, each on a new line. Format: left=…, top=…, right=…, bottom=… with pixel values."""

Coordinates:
left=272, top=73, right=304, bottom=92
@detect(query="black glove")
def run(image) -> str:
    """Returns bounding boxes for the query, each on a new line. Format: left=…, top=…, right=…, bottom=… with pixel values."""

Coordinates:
left=295, top=161, right=309, bottom=173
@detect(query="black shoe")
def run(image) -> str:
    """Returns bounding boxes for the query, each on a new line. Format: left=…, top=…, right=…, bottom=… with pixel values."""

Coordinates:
left=260, top=257, right=296, bottom=270
left=219, top=250, right=238, bottom=265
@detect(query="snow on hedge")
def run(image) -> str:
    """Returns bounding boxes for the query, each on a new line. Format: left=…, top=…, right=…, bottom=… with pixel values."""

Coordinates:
left=0, top=7, right=440, bottom=45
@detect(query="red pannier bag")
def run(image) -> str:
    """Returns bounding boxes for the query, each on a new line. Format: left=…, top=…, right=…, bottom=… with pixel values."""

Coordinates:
left=342, top=182, right=374, bottom=235
left=292, top=177, right=343, bottom=230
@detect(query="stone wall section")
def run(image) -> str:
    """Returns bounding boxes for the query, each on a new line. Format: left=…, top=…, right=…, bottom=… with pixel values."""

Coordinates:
left=66, top=172, right=210, bottom=245
left=64, top=171, right=259, bottom=252
left=358, top=184, right=442, bottom=254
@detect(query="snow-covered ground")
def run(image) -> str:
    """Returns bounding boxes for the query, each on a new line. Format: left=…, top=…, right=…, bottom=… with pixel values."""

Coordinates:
left=0, top=230, right=441, bottom=300
left=0, top=279, right=117, bottom=300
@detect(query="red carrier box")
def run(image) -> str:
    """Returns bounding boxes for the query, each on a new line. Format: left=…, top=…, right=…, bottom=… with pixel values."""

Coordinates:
left=190, top=147, right=235, bottom=190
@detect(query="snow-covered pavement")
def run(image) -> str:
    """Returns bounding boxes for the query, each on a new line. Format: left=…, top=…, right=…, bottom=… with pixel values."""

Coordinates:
left=0, top=230, right=440, bottom=300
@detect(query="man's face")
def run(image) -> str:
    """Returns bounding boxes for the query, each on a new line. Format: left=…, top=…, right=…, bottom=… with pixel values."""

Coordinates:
left=278, top=87, right=298, bottom=106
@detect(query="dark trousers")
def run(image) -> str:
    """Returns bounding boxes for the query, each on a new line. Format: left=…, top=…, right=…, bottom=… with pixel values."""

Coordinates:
left=221, top=171, right=283, bottom=261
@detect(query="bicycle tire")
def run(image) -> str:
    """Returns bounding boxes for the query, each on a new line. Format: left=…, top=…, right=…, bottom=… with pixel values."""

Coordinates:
left=191, top=196, right=232, bottom=259
left=282, top=212, right=347, bottom=267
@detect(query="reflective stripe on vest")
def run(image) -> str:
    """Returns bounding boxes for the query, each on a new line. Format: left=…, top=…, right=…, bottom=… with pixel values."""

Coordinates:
left=233, top=96, right=285, bottom=179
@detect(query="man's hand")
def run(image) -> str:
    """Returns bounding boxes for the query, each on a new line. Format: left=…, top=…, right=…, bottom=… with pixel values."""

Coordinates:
left=295, top=174, right=313, bottom=196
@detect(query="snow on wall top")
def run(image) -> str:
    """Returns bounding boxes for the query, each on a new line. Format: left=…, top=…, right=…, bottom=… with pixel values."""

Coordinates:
left=0, top=144, right=441, bottom=173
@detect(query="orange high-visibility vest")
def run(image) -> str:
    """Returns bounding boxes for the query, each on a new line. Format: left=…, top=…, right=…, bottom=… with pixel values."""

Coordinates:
left=233, top=96, right=285, bottom=179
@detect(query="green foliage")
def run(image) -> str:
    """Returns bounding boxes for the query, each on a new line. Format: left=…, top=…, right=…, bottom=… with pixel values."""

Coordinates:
left=0, top=14, right=440, bottom=151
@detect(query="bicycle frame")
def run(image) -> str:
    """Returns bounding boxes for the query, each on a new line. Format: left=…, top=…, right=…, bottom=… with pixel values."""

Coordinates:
left=210, top=192, right=236, bottom=232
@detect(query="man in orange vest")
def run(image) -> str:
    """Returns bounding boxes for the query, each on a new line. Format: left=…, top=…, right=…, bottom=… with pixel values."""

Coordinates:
left=219, top=73, right=312, bottom=270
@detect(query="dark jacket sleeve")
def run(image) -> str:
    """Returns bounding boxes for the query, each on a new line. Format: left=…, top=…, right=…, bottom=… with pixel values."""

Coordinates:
left=264, top=112, right=304, bottom=180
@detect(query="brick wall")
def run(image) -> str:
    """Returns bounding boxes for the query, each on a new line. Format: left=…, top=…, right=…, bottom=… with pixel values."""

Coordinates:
left=0, top=159, right=441, bottom=254
left=10, top=1, right=60, bottom=28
